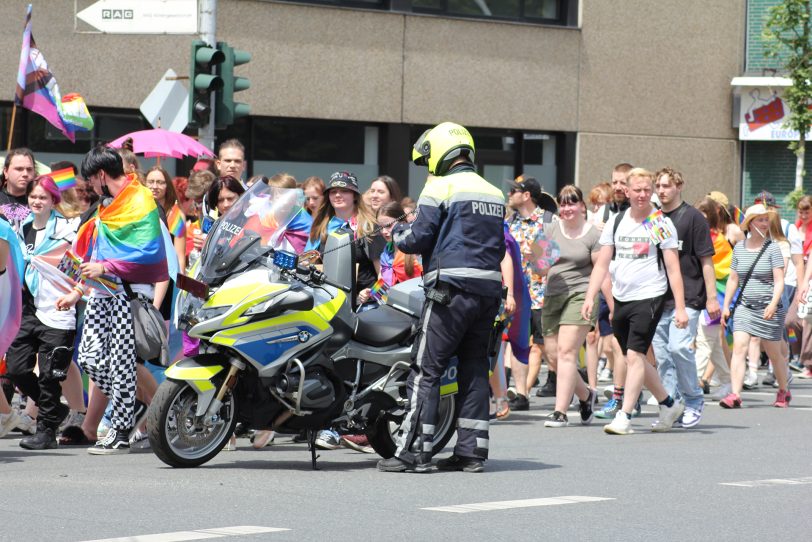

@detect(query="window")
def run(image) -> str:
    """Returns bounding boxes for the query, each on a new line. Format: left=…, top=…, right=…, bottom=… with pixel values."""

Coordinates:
left=271, top=0, right=574, bottom=25
left=411, top=0, right=569, bottom=25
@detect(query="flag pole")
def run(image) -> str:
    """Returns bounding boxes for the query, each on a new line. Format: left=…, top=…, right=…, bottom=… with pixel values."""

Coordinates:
left=7, top=104, right=17, bottom=151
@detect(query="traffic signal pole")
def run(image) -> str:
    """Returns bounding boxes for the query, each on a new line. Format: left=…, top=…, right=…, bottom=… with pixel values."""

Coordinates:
left=198, top=0, right=217, bottom=151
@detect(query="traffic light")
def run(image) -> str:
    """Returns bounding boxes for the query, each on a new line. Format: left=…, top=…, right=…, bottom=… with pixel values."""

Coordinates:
left=188, top=39, right=225, bottom=128
left=215, top=42, right=251, bottom=129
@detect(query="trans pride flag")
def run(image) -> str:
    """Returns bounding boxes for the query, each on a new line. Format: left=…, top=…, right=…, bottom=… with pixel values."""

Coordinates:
left=0, top=219, right=24, bottom=357
left=74, top=179, right=169, bottom=286
left=15, top=5, right=93, bottom=142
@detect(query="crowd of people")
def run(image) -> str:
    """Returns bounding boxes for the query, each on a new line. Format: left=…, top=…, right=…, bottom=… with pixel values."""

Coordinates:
left=0, top=134, right=809, bottom=463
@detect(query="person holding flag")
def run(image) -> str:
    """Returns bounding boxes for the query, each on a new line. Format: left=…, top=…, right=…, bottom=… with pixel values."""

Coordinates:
left=5, top=175, right=80, bottom=450
left=56, top=146, right=169, bottom=455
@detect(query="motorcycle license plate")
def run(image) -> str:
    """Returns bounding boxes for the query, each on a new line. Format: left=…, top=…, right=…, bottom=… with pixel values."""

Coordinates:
left=176, top=273, right=209, bottom=300
left=440, top=357, right=459, bottom=396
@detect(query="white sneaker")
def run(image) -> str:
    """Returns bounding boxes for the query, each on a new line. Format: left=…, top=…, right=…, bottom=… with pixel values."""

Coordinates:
left=711, top=383, right=732, bottom=401
left=604, top=412, right=634, bottom=435
left=15, top=413, right=36, bottom=435
left=129, top=429, right=151, bottom=451
left=0, top=411, right=21, bottom=438
left=681, top=405, right=703, bottom=428
left=59, top=410, right=86, bottom=433
left=651, top=400, right=685, bottom=433
left=506, top=387, right=517, bottom=400
left=646, top=394, right=659, bottom=406
left=743, top=370, right=759, bottom=389
left=598, top=367, right=613, bottom=383
left=602, top=385, right=615, bottom=400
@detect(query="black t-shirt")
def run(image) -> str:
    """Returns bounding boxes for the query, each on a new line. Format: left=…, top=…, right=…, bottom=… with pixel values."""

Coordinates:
left=0, top=189, right=31, bottom=223
left=663, top=201, right=715, bottom=310
left=356, top=233, right=386, bottom=293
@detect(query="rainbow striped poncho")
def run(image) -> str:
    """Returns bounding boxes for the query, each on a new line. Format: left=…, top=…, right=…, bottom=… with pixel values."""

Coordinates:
left=74, top=179, right=169, bottom=286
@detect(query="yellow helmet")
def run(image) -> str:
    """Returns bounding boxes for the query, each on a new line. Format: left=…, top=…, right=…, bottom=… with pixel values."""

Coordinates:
left=412, top=122, right=475, bottom=176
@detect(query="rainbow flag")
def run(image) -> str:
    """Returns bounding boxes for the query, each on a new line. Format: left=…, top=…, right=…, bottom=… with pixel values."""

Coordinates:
left=732, top=206, right=744, bottom=225
left=74, top=178, right=169, bottom=285
left=0, top=219, right=24, bottom=357
left=50, top=167, right=76, bottom=191
left=369, top=278, right=390, bottom=304
left=167, top=204, right=186, bottom=238
left=789, top=327, right=798, bottom=344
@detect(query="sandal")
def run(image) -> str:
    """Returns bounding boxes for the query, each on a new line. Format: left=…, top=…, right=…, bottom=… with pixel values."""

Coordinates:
left=58, top=425, right=94, bottom=446
left=495, top=397, right=510, bottom=420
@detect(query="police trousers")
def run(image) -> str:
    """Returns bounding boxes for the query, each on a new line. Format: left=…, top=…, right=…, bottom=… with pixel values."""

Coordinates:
left=394, top=285, right=500, bottom=464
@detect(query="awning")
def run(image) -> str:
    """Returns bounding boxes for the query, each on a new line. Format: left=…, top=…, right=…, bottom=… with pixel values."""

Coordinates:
left=730, top=76, right=792, bottom=87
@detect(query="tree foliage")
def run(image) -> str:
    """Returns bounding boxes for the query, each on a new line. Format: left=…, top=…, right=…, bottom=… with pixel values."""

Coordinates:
left=763, top=0, right=812, bottom=155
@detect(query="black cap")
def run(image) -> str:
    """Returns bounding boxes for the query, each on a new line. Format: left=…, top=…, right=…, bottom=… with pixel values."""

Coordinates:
left=326, top=171, right=360, bottom=194
left=509, top=176, right=557, bottom=214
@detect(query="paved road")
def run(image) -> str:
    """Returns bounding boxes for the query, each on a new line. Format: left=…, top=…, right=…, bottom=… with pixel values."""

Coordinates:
left=1, top=371, right=810, bottom=542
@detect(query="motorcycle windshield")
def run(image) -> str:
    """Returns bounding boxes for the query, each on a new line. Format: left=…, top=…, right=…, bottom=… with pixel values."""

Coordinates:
left=198, top=182, right=305, bottom=283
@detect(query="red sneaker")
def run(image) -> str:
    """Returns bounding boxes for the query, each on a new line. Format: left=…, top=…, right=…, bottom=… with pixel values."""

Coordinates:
left=719, top=393, right=742, bottom=409
left=773, top=389, right=792, bottom=408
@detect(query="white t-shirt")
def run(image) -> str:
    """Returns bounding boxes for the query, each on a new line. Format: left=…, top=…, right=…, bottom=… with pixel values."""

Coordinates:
left=599, top=209, right=679, bottom=302
left=25, top=225, right=77, bottom=330
left=781, top=219, right=802, bottom=287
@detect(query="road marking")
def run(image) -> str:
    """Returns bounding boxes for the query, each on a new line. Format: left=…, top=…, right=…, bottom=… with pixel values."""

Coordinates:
left=422, top=495, right=614, bottom=514
left=720, top=476, right=812, bottom=488
left=740, top=391, right=812, bottom=398
left=80, top=525, right=290, bottom=542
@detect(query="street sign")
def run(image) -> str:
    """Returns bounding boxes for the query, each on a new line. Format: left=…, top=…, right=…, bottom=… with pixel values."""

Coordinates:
left=140, top=69, right=190, bottom=133
left=76, top=0, right=198, bottom=34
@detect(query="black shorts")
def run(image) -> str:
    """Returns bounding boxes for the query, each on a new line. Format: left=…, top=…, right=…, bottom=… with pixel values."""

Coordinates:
left=611, top=296, right=665, bottom=355
left=530, top=308, right=544, bottom=344
left=598, top=295, right=613, bottom=337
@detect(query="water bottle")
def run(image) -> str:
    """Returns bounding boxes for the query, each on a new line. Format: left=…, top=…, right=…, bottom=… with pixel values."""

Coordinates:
left=187, top=227, right=202, bottom=272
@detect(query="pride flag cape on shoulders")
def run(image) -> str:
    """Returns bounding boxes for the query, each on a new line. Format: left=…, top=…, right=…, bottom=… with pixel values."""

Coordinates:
left=74, top=178, right=169, bottom=285
left=0, top=218, right=24, bottom=356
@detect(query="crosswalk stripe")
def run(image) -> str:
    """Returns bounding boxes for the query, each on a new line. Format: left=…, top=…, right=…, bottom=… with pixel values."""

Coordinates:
left=79, top=525, right=290, bottom=542
left=720, top=476, right=812, bottom=487
left=422, top=495, right=614, bottom=513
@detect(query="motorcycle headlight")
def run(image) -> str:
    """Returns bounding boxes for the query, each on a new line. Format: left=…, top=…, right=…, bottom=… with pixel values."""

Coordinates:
left=244, top=296, right=279, bottom=317
left=196, top=305, right=231, bottom=322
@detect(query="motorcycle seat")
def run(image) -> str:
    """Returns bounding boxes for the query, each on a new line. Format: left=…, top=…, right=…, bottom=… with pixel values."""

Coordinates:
left=353, top=305, right=414, bottom=347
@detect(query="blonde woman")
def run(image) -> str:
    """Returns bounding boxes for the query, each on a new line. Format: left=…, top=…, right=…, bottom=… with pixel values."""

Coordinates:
left=720, top=205, right=791, bottom=408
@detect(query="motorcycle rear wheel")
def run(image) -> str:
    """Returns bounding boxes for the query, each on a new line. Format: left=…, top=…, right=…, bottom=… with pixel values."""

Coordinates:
left=366, top=393, right=456, bottom=459
left=148, top=379, right=237, bottom=468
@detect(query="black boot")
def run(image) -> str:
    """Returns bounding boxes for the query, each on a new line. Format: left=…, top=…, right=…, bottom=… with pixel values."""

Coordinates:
left=20, top=425, right=57, bottom=450
left=536, top=371, right=557, bottom=397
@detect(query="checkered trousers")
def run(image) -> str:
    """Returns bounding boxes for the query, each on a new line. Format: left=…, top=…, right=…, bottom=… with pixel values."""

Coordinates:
left=78, top=293, right=137, bottom=431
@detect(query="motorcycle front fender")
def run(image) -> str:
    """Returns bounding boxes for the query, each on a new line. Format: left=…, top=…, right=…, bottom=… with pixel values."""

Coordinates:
left=165, top=358, right=226, bottom=417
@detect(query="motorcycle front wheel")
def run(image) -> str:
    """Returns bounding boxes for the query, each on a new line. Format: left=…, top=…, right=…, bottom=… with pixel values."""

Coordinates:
left=147, top=379, right=237, bottom=468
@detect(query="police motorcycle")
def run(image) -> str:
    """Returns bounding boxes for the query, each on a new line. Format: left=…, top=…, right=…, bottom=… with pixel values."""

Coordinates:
left=147, top=181, right=457, bottom=468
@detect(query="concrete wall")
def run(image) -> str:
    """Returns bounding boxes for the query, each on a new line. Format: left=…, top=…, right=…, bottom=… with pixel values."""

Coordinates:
left=0, top=0, right=746, bottom=201
left=576, top=0, right=745, bottom=203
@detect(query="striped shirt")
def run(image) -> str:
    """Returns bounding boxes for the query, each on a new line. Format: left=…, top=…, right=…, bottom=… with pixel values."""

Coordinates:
left=731, top=241, right=783, bottom=309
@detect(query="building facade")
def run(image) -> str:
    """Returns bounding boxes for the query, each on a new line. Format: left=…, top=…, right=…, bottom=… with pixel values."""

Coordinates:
left=0, top=0, right=745, bottom=203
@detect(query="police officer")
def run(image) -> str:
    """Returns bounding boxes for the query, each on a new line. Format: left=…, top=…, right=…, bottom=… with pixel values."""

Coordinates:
left=377, top=122, right=505, bottom=474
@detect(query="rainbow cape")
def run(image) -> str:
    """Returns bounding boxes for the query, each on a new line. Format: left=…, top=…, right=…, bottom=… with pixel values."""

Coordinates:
left=74, top=178, right=169, bottom=285
left=0, top=219, right=24, bottom=357
left=504, top=224, right=531, bottom=365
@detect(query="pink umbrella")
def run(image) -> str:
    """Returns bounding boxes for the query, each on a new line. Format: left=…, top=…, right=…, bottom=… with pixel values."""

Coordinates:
left=108, top=128, right=214, bottom=159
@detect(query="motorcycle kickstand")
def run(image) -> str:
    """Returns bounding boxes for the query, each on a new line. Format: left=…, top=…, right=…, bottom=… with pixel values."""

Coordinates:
left=307, top=429, right=320, bottom=471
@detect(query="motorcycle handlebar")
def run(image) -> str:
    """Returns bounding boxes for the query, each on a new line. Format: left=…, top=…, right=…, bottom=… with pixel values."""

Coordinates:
left=296, top=264, right=352, bottom=293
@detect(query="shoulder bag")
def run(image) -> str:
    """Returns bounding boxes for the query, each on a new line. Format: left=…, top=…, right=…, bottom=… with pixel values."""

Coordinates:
left=122, top=282, right=169, bottom=366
